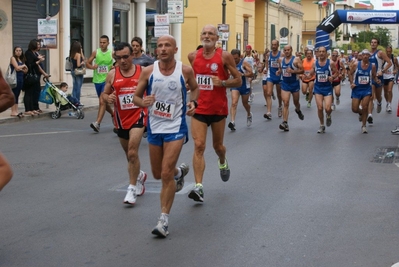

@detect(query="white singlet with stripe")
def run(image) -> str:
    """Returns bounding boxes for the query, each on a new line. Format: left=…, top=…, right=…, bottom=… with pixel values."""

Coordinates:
left=147, top=60, right=187, bottom=134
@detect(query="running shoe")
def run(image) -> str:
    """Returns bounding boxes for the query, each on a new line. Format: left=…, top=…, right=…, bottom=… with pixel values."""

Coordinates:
left=362, top=126, right=368, bottom=134
left=228, top=122, right=236, bottom=131
left=124, top=186, right=137, bottom=205
left=326, top=114, right=332, bottom=127
left=136, top=170, right=147, bottom=196
left=305, top=91, right=309, bottom=102
left=175, top=163, right=189, bottom=192
left=317, top=125, right=325, bottom=134
left=263, top=113, right=272, bottom=120
left=279, top=121, right=289, bottom=131
left=152, top=217, right=169, bottom=237
left=387, top=104, right=392, bottom=113
left=336, top=97, right=340, bottom=105
left=376, top=102, right=382, bottom=113
left=247, top=112, right=253, bottom=127
left=307, top=102, right=311, bottom=108
left=278, top=106, right=283, bottom=118
left=248, top=93, right=254, bottom=103
left=295, top=109, right=304, bottom=120
left=391, top=126, right=399, bottom=134
left=188, top=184, right=204, bottom=202
left=218, top=158, right=230, bottom=182
left=358, top=113, right=362, bottom=122
left=272, top=92, right=276, bottom=100
left=90, top=122, right=100, bottom=132
left=331, top=104, right=336, bottom=111
left=367, top=115, right=373, bottom=125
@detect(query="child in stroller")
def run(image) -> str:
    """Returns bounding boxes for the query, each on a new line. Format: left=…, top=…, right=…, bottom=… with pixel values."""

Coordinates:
left=60, top=82, right=81, bottom=107
left=43, top=78, right=84, bottom=119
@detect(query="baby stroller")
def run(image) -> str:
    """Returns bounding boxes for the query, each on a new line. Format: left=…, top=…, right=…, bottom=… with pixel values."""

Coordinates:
left=41, top=77, right=84, bottom=119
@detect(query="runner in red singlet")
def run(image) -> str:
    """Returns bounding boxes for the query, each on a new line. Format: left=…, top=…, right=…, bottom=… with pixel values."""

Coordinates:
left=102, top=42, right=148, bottom=206
left=187, top=24, right=242, bottom=202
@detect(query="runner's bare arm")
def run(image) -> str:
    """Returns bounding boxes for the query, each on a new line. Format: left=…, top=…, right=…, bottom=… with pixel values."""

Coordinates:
left=183, top=65, right=198, bottom=116
left=379, top=51, right=392, bottom=75
left=85, top=50, right=97, bottom=70
left=102, top=69, right=116, bottom=104
left=133, top=66, right=154, bottom=107
left=222, top=51, right=242, bottom=88
left=0, top=70, right=14, bottom=113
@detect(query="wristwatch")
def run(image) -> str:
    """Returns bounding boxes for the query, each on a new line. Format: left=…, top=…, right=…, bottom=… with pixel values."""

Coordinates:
left=190, top=100, right=198, bottom=108
left=221, top=80, right=227, bottom=87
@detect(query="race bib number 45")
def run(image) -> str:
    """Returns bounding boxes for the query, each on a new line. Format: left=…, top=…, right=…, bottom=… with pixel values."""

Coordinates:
left=151, top=100, right=175, bottom=120
left=118, top=94, right=137, bottom=110
left=196, top=75, right=213, bottom=90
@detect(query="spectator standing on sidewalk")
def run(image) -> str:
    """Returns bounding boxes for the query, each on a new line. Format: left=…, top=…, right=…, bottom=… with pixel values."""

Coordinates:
left=9, top=46, right=28, bottom=117
left=70, top=41, right=85, bottom=102
left=86, top=35, right=114, bottom=133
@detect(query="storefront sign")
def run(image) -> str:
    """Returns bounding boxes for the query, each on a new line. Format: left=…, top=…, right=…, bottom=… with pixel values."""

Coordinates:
left=154, top=14, right=170, bottom=26
left=38, top=19, right=58, bottom=34
left=113, top=2, right=130, bottom=11
left=37, top=34, right=57, bottom=49
left=168, top=0, right=184, bottom=24
left=154, top=26, right=170, bottom=37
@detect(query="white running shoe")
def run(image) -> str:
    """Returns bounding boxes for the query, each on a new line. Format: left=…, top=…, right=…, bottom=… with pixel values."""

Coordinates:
left=278, top=107, right=283, bottom=118
left=247, top=112, right=253, bottom=127
left=90, top=122, right=100, bottom=132
left=362, top=126, right=368, bottom=134
left=376, top=102, right=382, bottom=113
left=387, top=104, right=392, bottom=113
left=152, top=217, right=169, bottom=237
left=175, top=163, right=189, bottom=192
left=124, top=186, right=137, bottom=205
left=317, top=125, right=325, bottom=134
left=136, top=170, right=147, bottom=196
left=331, top=104, right=336, bottom=111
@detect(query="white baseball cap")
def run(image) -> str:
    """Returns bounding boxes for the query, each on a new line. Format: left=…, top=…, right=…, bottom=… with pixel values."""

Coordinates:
left=362, top=49, right=371, bottom=55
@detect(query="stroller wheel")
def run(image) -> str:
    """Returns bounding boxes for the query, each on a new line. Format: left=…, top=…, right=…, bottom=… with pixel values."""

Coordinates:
left=76, top=109, right=84, bottom=119
left=51, top=110, right=61, bottom=119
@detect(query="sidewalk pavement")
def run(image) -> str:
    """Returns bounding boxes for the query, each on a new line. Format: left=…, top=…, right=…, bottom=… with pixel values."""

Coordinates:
left=0, top=83, right=100, bottom=124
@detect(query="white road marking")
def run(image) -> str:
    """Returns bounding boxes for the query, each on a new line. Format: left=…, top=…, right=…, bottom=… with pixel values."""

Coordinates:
left=0, top=131, right=72, bottom=138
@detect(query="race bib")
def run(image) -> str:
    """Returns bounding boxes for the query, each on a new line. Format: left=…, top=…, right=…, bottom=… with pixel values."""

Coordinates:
left=151, top=100, right=175, bottom=120
left=304, top=71, right=310, bottom=76
left=318, top=74, right=328, bottom=82
left=282, top=69, right=291, bottom=77
left=386, top=69, right=392, bottom=74
left=358, top=76, right=369, bottom=85
left=196, top=75, right=213, bottom=90
left=118, top=93, right=137, bottom=110
left=271, top=61, right=279, bottom=68
left=97, top=65, right=109, bottom=74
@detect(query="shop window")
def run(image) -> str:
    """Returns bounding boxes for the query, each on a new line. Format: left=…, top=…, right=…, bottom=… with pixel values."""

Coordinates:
left=70, top=0, right=92, bottom=56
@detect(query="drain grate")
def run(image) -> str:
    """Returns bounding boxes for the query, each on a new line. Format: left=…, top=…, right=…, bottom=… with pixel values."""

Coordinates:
left=371, top=147, right=399, bottom=164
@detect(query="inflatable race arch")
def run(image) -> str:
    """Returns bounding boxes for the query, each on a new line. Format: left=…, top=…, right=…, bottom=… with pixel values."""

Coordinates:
left=316, top=10, right=399, bottom=50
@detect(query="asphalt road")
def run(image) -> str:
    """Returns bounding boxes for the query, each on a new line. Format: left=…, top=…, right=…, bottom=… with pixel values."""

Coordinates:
left=0, top=82, right=399, bottom=267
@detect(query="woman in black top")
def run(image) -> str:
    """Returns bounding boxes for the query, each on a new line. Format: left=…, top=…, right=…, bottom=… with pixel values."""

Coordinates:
left=23, top=39, right=48, bottom=116
left=70, top=41, right=85, bottom=101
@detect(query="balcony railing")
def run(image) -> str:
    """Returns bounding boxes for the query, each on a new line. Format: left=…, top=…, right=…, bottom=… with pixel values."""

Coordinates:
left=302, top=20, right=320, bottom=32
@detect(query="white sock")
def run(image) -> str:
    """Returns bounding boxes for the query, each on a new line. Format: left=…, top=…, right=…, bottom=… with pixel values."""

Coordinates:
left=128, top=184, right=136, bottom=189
left=161, top=213, right=169, bottom=224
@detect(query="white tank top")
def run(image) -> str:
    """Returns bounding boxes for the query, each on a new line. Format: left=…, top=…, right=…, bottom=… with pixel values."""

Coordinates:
left=148, top=60, right=187, bottom=134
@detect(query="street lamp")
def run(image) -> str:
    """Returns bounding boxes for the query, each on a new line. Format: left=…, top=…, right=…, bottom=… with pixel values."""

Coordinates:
left=222, top=0, right=233, bottom=24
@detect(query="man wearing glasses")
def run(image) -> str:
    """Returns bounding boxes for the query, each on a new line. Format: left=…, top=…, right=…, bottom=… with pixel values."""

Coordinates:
left=102, top=42, right=148, bottom=206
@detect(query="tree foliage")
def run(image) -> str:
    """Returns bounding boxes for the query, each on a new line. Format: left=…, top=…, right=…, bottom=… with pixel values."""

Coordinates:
left=356, top=27, right=391, bottom=47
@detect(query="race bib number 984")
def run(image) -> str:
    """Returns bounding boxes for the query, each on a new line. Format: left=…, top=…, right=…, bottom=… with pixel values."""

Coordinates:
left=151, top=100, right=175, bottom=120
